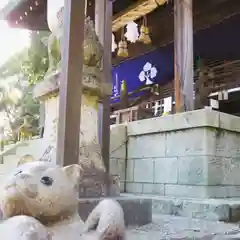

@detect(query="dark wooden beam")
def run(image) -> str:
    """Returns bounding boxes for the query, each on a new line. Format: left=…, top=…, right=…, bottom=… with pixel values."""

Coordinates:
left=5, top=0, right=49, bottom=30
left=56, top=0, right=85, bottom=166
left=113, top=0, right=240, bottom=66
left=2, top=0, right=147, bottom=31
left=9, top=13, right=48, bottom=31
left=86, top=0, right=95, bottom=21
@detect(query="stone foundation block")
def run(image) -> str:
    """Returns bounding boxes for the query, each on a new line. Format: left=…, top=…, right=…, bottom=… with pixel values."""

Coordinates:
left=78, top=196, right=152, bottom=226
left=150, top=195, right=240, bottom=222
left=126, top=109, right=240, bottom=198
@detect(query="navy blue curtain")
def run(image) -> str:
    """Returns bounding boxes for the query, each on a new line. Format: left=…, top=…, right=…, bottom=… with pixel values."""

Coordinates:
left=111, top=14, right=240, bottom=103
left=111, top=44, right=174, bottom=103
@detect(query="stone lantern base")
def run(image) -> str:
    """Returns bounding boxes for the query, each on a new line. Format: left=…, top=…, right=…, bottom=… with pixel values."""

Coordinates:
left=33, top=74, right=120, bottom=198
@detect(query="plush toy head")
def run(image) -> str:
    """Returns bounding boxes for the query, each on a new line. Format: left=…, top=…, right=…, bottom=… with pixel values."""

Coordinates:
left=1, top=161, right=82, bottom=225
left=17, top=154, right=35, bottom=166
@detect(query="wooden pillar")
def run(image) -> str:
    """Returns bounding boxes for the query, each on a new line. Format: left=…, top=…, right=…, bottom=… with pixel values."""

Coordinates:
left=195, top=58, right=209, bottom=109
left=0, top=127, right=4, bottom=164
left=174, top=0, right=194, bottom=112
left=95, top=0, right=112, bottom=174
left=56, top=0, right=85, bottom=166
left=39, top=102, right=45, bottom=137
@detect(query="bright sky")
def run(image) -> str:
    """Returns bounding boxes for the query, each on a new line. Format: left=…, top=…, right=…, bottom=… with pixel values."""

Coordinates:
left=0, top=1, right=30, bottom=67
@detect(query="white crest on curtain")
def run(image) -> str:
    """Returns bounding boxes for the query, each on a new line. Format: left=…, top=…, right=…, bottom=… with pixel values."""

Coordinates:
left=112, top=33, right=117, bottom=52
left=139, top=62, right=158, bottom=85
left=124, top=21, right=139, bottom=43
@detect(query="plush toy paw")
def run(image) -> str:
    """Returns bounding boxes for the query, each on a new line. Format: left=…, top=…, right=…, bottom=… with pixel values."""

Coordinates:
left=84, top=199, right=125, bottom=240
left=0, top=215, right=51, bottom=239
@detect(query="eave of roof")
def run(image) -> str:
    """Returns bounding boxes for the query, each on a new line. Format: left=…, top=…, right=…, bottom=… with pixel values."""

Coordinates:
left=0, top=0, right=24, bottom=19
left=112, top=0, right=167, bottom=32
left=0, top=0, right=168, bottom=31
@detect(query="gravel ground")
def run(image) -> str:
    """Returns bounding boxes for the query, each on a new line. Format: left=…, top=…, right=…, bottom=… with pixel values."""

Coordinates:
left=126, top=215, right=240, bottom=240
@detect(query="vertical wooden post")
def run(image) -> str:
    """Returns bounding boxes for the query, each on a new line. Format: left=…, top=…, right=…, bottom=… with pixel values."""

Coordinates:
left=95, top=0, right=112, bottom=174
left=174, top=0, right=194, bottom=112
left=56, top=0, right=85, bottom=166
left=0, top=127, right=4, bottom=164
left=39, top=102, right=45, bottom=137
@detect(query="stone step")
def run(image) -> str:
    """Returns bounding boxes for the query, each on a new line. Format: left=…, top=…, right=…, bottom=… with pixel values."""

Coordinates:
left=122, top=194, right=240, bottom=222
left=15, top=138, right=44, bottom=160
left=78, top=195, right=152, bottom=227
left=127, top=215, right=240, bottom=240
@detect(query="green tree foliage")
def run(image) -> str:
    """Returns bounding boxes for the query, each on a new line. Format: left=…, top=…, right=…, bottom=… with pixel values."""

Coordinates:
left=0, top=50, right=28, bottom=79
left=0, top=31, right=50, bottom=85
left=0, top=31, right=49, bottom=141
left=21, top=31, right=49, bottom=85
left=0, top=81, right=40, bottom=142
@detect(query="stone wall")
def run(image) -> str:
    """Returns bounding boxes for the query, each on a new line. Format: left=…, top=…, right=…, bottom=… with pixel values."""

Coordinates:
left=111, top=109, right=240, bottom=198
left=0, top=139, right=45, bottom=185
left=42, top=96, right=240, bottom=198
left=109, top=124, right=127, bottom=192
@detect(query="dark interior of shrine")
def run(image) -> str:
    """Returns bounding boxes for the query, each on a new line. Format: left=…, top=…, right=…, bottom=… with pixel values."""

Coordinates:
left=1, top=0, right=240, bottom=119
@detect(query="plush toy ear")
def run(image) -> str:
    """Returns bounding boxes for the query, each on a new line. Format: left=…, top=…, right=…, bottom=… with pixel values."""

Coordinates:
left=17, top=155, right=34, bottom=167
left=62, top=164, right=83, bottom=184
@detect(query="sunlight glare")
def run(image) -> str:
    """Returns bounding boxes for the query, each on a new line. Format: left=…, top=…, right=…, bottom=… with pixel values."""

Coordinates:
left=0, top=20, right=30, bottom=66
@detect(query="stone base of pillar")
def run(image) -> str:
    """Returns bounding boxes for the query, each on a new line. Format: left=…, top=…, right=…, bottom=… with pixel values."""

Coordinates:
left=33, top=69, right=120, bottom=197
left=78, top=164, right=120, bottom=197
left=78, top=196, right=152, bottom=226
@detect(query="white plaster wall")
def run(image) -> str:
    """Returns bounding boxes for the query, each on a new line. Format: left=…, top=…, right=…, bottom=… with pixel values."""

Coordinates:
left=40, top=96, right=60, bottom=164
left=0, top=138, right=45, bottom=186
left=110, top=124, right=127, bottom=192
left=44, top=96, right=59, bottom=143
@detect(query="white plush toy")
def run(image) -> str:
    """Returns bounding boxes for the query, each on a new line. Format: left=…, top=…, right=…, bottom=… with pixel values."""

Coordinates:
left=82, top=199, right=125, bottom=239
left=0, top=215, right=51, bottom=239
left=0, top=161, right=125, bottom=240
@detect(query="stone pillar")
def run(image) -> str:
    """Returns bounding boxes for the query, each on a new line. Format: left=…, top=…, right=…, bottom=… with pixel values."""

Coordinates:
left=39, top=103, right=45, bottom=131
left=0, top=126, right=4, bottom=164
left=174, top=0, right=194, bottom=112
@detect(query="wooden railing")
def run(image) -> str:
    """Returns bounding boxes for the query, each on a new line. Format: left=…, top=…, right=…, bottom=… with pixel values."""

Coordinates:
left=111, top=96, right=175, bottom=124
left=0, top=141, right=26, bottom=164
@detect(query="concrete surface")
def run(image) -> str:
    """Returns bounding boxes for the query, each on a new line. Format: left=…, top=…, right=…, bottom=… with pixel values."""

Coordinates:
left=126, top=215, right=240, bottom=239
left=122, top=194, right=240, bottom=222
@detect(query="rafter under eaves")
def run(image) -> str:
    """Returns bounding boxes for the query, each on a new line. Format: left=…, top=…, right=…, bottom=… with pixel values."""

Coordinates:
left=0, top=0, right=168, bottom=31
left=112, top=0, right=168, bottom=32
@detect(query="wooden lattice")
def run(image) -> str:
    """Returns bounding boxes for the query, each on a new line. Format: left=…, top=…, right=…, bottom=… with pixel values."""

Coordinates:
left=195, top=59, right=240, bottom=94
